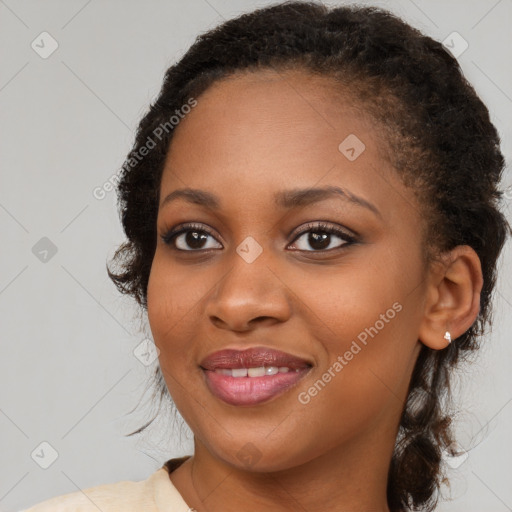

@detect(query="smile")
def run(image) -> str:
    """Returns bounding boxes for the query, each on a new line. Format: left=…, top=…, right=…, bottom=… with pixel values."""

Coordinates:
left=214, top=366, right=297, bottom=377
left=200, top=347, right=312, bottom=406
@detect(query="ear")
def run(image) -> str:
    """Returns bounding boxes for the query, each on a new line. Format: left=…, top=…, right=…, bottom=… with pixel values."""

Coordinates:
left=418, top=246, right=483, bottom=350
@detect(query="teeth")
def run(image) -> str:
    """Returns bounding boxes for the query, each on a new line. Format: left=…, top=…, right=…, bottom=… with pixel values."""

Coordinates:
left=247, top=366, right=265, bottom=377
left=248, top=367, right=266, bottom=377
left=214, top=366, right=295, bottom=377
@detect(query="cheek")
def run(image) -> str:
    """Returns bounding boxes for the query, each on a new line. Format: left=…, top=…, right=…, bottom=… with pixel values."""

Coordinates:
left=146, top=257, right=208, bottom=421
left=290, top=305, right=415, bottom=459
left=147, top=253, right=207, bottom=347
left=286, top=249, right=421, bottom=421
left=283, top=247, right=418, bottom=344
left=146, top=252, right=225, bottom=397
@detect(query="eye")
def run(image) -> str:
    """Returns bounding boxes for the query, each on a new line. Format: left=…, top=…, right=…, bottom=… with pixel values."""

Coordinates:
left=161, top=223, right=223, bottom=251
left=288, top=222, right=355, bottom=252
left=161, top=221, right=355, bottom=253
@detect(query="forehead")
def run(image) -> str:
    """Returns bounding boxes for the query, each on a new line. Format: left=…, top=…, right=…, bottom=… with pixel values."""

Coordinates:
left=175, top=68, right=374, bottom=139
left=164, top=69, right=387, bottom=180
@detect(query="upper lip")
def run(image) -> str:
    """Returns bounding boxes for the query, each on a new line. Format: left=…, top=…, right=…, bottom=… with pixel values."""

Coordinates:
left=200, top=347, right=312, bottom=371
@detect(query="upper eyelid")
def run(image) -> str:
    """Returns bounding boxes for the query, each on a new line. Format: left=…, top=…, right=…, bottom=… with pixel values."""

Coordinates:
left=161, top=222, right=222, bottom=243
left=289, top=221, right=356, bottom=240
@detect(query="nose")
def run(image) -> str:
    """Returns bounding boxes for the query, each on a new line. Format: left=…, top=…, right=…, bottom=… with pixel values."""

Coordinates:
left=205, top=253, right=292, bottom=332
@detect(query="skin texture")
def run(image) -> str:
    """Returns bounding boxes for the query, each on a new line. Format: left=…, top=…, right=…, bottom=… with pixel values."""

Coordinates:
left=146, top=69, right=483, bottom=512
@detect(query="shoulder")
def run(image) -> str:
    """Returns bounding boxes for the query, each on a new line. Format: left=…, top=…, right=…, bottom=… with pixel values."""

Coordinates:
left=21, top=465, right=190, bottom=512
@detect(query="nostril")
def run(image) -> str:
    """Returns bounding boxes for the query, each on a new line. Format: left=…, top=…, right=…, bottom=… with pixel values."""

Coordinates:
left=250, top=316, right=274, bottom=324
left=209, top=316, right=225, bottom=327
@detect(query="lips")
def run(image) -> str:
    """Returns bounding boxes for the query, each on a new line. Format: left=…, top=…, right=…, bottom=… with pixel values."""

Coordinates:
left=200, top=347, right=312, bottom=406
left=200, top=347, right=311, bottom=371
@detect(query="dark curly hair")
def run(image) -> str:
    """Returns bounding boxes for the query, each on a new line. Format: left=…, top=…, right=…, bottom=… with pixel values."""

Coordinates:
left=107, top=2, right=510, bottom=510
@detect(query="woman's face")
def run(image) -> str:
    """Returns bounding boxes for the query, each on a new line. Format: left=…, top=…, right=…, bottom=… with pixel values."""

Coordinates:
left=147, top=69, right=428, bottom=472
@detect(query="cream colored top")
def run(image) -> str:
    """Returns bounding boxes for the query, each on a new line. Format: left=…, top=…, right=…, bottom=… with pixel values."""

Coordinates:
left=22, top=458, right=193, bottom=512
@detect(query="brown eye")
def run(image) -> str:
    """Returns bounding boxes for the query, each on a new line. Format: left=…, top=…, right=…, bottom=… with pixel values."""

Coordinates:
left=162, top=224, right=223, bottom=251
left=289, top=223, right=355, bottom=252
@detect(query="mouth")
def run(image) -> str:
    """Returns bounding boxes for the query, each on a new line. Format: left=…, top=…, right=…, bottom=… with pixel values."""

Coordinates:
left=200, top=347, right=312, bottom=406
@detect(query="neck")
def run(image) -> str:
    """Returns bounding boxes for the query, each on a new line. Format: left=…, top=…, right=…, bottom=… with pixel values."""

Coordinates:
left=170, top=421, right=396, bottom=512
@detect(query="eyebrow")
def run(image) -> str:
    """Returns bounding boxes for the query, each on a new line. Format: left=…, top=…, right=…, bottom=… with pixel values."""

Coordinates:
left=160, top=185, right=380, bottom=217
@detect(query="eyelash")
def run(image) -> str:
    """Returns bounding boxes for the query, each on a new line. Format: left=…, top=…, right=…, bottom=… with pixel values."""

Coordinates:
left=160, top=222, right=357, bottom=253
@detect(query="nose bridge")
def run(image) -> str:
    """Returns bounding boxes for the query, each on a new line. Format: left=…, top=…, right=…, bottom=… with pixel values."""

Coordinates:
left=206, top=243, right=290, bottom=330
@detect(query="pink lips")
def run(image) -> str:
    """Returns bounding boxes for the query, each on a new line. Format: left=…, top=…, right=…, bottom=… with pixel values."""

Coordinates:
left=200, top=347, right=312, bottom=406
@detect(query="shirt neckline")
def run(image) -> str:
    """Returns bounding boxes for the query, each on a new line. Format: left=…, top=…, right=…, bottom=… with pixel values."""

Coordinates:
left=154, top=456, right=193, bottom=511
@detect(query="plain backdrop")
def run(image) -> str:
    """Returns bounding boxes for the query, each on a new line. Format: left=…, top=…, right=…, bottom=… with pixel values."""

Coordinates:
left=1, top=0, right=511, bottom=510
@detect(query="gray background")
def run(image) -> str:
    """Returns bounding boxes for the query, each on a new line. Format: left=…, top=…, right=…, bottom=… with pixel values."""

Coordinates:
left=0, top=0, right=511, bottom=510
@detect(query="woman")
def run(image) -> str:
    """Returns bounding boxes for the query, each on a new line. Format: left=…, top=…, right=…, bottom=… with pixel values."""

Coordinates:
left=23, top=1, right=509, bottom=511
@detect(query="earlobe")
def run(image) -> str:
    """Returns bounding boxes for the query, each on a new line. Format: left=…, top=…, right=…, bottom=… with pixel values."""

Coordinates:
left=418, top=246, right=483, bottom=350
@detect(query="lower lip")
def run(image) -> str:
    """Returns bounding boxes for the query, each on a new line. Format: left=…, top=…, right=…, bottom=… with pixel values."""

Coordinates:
left=203, top=368, right=310, bottom=406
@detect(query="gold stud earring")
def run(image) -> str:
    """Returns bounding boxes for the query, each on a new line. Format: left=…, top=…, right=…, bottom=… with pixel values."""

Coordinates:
left=444, top=331, right=451, bottom=344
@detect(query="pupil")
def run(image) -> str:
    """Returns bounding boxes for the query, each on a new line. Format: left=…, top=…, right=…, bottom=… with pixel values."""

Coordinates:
left=186, top=231, right=207, bottom=249
left=309, top=232, right=330, bottom=250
